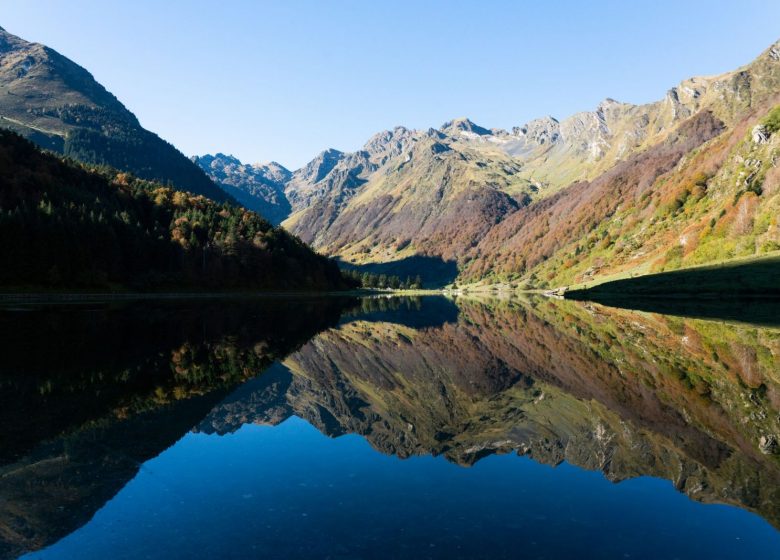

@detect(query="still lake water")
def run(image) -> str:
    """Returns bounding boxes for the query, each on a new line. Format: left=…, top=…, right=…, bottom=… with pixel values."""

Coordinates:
left=1, top=295, right=779, bottom=559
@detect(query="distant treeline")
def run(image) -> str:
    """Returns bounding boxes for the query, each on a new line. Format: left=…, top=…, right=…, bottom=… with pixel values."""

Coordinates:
left=341, top=268, right=422, bottom=290
left=0, top=130, right=353, bottom=291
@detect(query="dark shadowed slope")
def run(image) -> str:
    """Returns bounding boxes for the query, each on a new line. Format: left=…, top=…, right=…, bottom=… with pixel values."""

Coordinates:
left=566, top=255, right=780, bottom=324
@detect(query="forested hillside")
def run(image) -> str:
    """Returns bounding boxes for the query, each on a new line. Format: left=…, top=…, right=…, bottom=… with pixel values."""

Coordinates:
left=0, top=131, right=352, bottom=291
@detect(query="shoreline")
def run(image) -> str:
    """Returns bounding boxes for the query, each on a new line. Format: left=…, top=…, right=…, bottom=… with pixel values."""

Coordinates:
left=0, top=288, right=445, bottom=304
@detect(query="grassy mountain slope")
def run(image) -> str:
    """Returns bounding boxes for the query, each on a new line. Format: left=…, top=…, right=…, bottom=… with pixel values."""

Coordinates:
left=465, top=101, right=780, bottom=287
left=277, top=39, right=780, bottom=285
left=461, top=40, right=780, bottom=287
left=0, top=131, right=350, bottom=291
left=0, top=26, right=229, bottom=202
left=462, top=110, right=727, bottom=282
left=282, top=126, right=528, bottom=263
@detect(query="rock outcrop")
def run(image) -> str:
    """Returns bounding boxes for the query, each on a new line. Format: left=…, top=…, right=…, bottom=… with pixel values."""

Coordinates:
left=193, top=153, right=291, bottom=224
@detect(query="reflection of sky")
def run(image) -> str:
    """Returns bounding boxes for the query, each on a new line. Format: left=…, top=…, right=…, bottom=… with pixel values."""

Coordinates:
left=25, top=417, right=780, bottom=560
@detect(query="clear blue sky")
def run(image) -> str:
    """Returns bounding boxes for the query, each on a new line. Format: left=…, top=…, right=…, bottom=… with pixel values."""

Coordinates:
left=3, top=0, right=780, bottom=169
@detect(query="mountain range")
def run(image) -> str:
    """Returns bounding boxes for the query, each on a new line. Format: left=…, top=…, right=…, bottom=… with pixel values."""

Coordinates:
left=2, top=23, right=780, bottom=290
left=191, top=153, right=291, bottom=225
left=195, top=40, right=780, bottom=288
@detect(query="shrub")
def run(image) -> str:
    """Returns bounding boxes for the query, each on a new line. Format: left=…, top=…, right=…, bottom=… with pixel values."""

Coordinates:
left=762, top=105, right=780, bottom=134
left=761, top=241, right=780, bottom=253
left=662, top=245, right=684, bottom=269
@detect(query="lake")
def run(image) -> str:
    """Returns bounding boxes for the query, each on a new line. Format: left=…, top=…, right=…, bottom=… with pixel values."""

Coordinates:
left=1, top=295, right=779, bottom=559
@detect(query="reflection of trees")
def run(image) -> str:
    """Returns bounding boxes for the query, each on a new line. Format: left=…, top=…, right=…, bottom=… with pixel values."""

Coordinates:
left=0, top=297, right=351, bottom=559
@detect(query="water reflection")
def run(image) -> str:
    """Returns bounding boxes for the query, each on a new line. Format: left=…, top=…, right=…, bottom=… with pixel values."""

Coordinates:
left=203, top=297, right=780, bottom=522
left=2, top=295, right=779, bottom=559
left=0, top=298, right=353, bottom=559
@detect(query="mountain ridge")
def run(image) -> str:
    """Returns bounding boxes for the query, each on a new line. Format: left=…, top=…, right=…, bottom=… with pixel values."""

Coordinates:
left=0, top=26, right=230, bottom=202
left=207, top=36, right=780, bottom=286
left=16, top=20, right=775, bottom=290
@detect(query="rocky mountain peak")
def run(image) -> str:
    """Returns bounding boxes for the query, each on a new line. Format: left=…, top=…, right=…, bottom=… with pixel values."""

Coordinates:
left=203, top=152, right=240, bottom=166
left=512, top=116, right=561, bottom=145
left=362, top=125, right=417, bottom=160
left=192, top=153, right=292, bottom=224
left=262, top=161, right=293, bottom=183
left=295, top=148, right=346, bottom=183
left=440, top=117, right=492, bottom=137
left=597, top=97, right=621, bottom=109
left=0, top=25, right=33, bottom=55
left=0, top=27, right=230, bottom=201
left=193, top=153, right=291, bottom=184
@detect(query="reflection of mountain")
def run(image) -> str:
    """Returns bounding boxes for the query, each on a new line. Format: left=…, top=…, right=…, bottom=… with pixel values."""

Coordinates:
left=337, top=294, right=459, bottom=329
left=0, top=298, right=351, bottom=560
left=3, top=296, right=779, bottom=558
left=200, top=297, right=780, bottom=528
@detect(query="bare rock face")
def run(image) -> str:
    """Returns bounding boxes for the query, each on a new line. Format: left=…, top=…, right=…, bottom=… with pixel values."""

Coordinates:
left=513, top=116, right=561, bottom=146
left=760, top=434, right=778, bottom=454
left=440, top=117, right=493, bottom=137
left=284, top=148, right=348, bottom=211
left=752, top=123, right=770, bottom=144
left=193, top=153, right=292, bottom=225
left=363, top=126, right=416, bottom=158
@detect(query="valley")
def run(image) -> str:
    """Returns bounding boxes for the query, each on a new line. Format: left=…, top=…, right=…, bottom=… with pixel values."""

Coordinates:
left=1, top=9, right=780, bottom=559
left=193, top=40, right=780, bottom=292
left=2, top=21, right=779, bottom=295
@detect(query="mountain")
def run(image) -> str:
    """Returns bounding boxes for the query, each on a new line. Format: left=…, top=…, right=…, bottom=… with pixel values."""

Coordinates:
left=193, top=153, right=291, bottom=225
left=250, top=38, right=780, bottom=288
left=463, top=41, right=780, bottom=287
left=282, top=125, right=528, bottom=265
left=0, top=26, right=229, bottom=202
left=0, top=130, right=351, bottom=291
left=440, top=116, right=493, bottom=137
